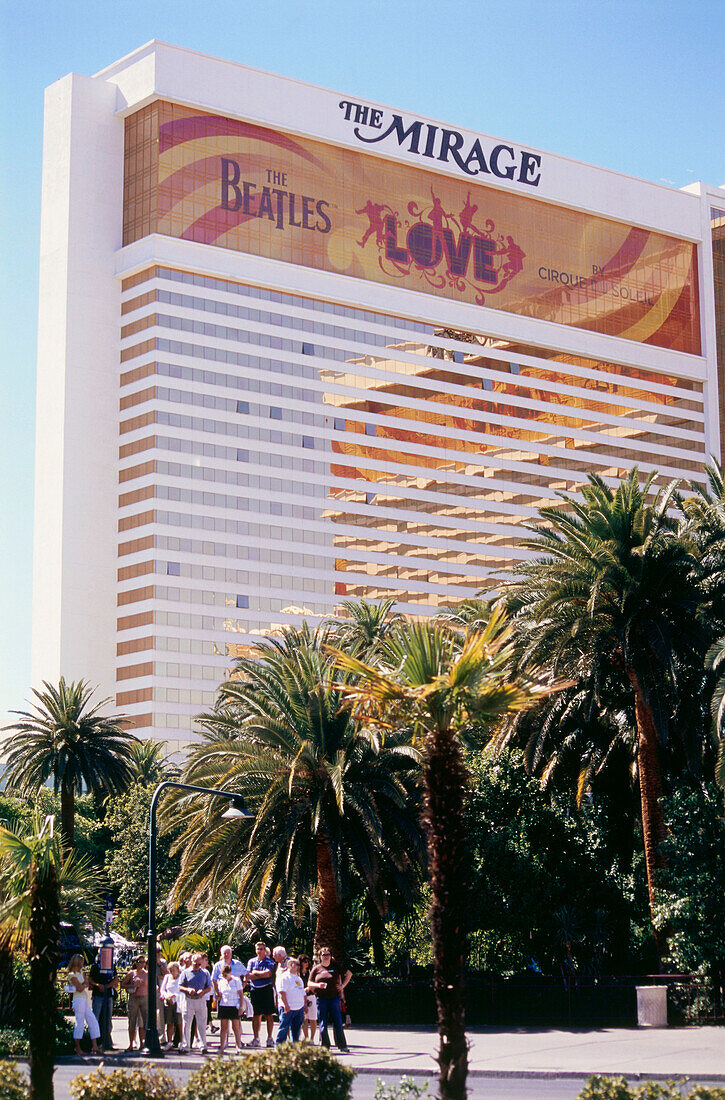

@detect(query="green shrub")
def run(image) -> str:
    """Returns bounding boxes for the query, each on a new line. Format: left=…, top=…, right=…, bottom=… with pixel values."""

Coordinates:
left=576, top=1077, right=634, bottom=1100
left=182, top=1042, right=355, bottom=1100
left=634, top=1084, right=686, bottom=1100
left=576, top=1080, right=725, bottom=1100
left=0, top=1028, right=29, bottom=1056
left=0, top=1062, right=29, bottom=1100
left=374, top=1078, right=429, bottom=1099
left=68, top=1067, right=180, bottom=1100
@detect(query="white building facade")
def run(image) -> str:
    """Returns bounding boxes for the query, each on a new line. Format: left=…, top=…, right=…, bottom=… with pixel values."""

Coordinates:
left=33, top=41, right=725, bottom=753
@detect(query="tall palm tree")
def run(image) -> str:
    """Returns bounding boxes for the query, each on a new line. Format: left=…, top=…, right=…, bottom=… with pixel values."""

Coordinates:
left=128, top=739, right=176, bottom=785
left=706, top=636, right=725, bottom=788
left=165, top=623, right=425, bottom=963
left=327, top=596, right=403, bottom=659
left=1, top=678, right=138, bottom=851
left=0, top=815, right=104, bottom=1100
left=333, top=607, right=550, bottom=1100
left=505, top=470, right=713, bottom=952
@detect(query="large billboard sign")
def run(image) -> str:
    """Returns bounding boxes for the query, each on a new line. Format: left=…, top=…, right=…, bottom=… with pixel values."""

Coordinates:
left=124, top=102, right=700, bottom=354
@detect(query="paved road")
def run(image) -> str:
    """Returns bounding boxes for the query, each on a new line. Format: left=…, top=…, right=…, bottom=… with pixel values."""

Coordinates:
left=44, top=1065, right=725, bottom=1100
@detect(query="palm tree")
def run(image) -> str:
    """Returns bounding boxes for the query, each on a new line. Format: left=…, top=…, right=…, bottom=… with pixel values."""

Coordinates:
left=166, top=622, right=425, bottom=963
left=505, top=469, right=713, bottom=953
left=0, top=815, right=104, bottom=1100
left=333, top=607, right=550, bottom=1100
left=327, top=596, right=403, bottom=658
left=128, top=739, right=176, bottom=785
left=706, top=636, right=725, bottom=788
left=1, top=678, right=138, bottom=851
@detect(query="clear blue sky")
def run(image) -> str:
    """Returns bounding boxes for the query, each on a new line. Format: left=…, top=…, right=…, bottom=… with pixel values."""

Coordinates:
left=1, top=0, right=723, bottom=720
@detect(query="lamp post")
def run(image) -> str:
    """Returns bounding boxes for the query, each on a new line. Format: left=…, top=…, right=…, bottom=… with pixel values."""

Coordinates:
left=144, top=780, right=253, bottom=1057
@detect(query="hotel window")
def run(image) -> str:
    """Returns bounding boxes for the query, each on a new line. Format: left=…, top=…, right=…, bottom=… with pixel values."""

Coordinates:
left=302, top=436, right=314, bottom=449
left=270, top=406, right=283, bottom=419
left=236, top=400, right=249, bottom=414
left=166, top=562, right=180, bottom=576
left=236, top=595, right=249, bottom=609
left=302, top=343, right=315, bottom=355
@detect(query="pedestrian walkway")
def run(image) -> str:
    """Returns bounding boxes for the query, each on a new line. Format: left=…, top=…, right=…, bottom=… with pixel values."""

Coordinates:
left=58, top=1024, right=725, bottom=1080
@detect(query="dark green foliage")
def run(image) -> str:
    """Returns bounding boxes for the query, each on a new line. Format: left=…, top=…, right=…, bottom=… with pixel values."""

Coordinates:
left=170, top=622, right=423, bottom=962
left=181, top=1042, right=355, bottom=1100
left=656, top=780, right=725, bottom=977
left=0, top=1062, right=29, bottom=1100
left=69, top=1067, right=179, bottom=1100
left=0, top=1027, right=29, bottom=1055
left=465, top=750, right=644, bottom=975
left=103, top=782, right=182, bottom=937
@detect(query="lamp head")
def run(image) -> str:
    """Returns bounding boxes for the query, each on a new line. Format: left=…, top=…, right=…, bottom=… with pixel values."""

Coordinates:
left=221, top=795, right=254, bottom=820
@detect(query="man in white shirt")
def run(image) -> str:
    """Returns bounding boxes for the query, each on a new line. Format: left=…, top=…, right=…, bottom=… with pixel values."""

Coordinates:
left=178, top=954, right=212, bottom=1054
left=272, top=945, right=288, bottom=1035
left=275, top=957, right=306, bottom=1044
left=211, top=944, right=248, bottom=993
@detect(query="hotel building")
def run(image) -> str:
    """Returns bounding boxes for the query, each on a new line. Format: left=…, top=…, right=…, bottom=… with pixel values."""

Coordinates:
left=32, top=42, right=725, bottom=752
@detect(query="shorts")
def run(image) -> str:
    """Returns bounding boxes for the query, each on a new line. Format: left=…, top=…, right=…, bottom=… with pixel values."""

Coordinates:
left=127, top=993, right=147, bottom=1032
left=163, top=1002, right=180, bottom=1028
left=250, top=985, right=275, bottom=1017
left=305, top=994, right=318, bottom=1021
left=218, top=1005, right=239, bottom=1020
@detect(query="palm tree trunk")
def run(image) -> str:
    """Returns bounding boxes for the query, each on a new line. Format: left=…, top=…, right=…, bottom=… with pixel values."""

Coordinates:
left=423, top=724, right=469, bottom=1100
left=29, top=856, right=60, bottom=1100
left=60, top=778, right=74, bottom=853
left=315, top=839, right=345, bottom=963
left=627, top=669, right=667, bottom=961
left=0, top=946, right=17, bottom=1028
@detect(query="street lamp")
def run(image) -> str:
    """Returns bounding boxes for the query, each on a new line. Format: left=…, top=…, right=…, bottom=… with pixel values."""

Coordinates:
left=144, top=780, right=253, bottom=1057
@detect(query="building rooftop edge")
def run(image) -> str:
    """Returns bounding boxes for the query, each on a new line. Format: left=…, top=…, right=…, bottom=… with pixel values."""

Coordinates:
left=88, top=40, right=722, bottom=203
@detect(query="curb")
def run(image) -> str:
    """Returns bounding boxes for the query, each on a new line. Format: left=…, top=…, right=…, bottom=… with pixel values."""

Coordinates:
left=53, top=1056, right=725, bottom=1082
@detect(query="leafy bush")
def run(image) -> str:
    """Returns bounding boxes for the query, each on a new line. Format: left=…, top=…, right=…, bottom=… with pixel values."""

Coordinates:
left=575, top=1079, right=725, bottom=1100
left=576, top=1078, right=634, bottom=1100
left=0, top=1062, right=29, bottom=1100
left=0, top=1027, right=29, bottom=1056
left=374, top=1078, right=429, bottom=1099
left=69, top=1067, right=180, bottom=1100
left=634, top=1084, right=688, bottom=1100
left=182, top=1042, right=355, bottom=1100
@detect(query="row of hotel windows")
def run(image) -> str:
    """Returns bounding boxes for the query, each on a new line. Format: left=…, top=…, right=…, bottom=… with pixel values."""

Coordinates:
left=128, top=332, right=701, bottom=433
left=138, top=267, right=704, bottom=402
left=130, top=406, right=697, bottom=480
left=132, top=508, right=588, bottom=560
left=147, top=536, right=502, bottom=574
left=126, top=435, right=680, bottom=511
left=147, top=338, right=704, bottom=464
left=153, top=267, right=431, bottom=337
left=129, top=376, right=699, bottom=449
left=152, top=433, right=325, bottom=474
left=155, top=288, right=393, bottom=350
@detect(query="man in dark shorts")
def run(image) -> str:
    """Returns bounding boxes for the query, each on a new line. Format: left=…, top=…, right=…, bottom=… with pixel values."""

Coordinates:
left=245, top=941, right=276, bottom=1047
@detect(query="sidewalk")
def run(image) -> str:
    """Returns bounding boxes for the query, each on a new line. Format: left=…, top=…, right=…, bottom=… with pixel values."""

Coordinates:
left=58, top=1024, right=725, bottom=1080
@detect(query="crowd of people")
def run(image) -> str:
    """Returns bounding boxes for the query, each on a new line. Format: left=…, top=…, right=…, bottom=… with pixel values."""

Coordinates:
left=66, top=941, right=352, bottom=1057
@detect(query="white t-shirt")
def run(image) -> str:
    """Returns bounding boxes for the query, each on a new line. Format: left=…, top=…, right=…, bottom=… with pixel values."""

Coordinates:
left=161, top=973, right=181, bottom=1003
left=278, top=970, right=306, bottom=1012
left=66, top=972, right=86, bottom=998
left=217, top=975, right=244, bottom=1007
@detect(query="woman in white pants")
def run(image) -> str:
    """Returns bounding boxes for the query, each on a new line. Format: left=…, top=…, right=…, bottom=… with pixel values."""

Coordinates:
left=66, top=955, right=101, bottom=1056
